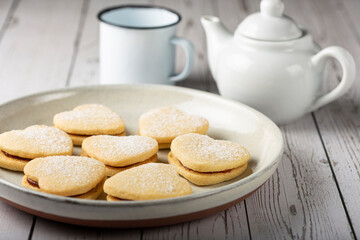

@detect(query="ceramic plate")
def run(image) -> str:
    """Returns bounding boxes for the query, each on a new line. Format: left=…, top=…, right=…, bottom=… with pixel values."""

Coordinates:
left=0, top=85, right=283, bottom=228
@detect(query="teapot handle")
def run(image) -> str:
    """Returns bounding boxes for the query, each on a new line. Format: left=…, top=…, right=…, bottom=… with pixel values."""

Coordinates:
left=309, top=46, right=355, bottom=112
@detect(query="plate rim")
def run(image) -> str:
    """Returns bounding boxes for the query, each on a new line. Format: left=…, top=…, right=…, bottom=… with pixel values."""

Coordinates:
left=0, top=84, right=284, bottom=207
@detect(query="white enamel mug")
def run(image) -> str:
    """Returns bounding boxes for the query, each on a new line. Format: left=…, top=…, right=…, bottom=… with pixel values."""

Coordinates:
left=98, top=5, right=195, bottom=85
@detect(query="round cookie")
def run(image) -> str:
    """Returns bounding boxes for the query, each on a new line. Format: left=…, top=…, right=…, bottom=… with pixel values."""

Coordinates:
left=81, top=135, right=159, bottom=176
left=22, top=156, right=106, bottom=199
left=53, top=104, right=125, bottom=145
left=0, top=125, right=73, bottom=171
left=168, top=133, right=250, bottom=185
left=139, top=107, right=209, bottom=149
left=104, top=163, right=192, bottom=201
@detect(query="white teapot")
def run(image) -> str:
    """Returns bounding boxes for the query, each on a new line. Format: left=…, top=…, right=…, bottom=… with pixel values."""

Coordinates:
left=201, top=0, right=355, bottom=124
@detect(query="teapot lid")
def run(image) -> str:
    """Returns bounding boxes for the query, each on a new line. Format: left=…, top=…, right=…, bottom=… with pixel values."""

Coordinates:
left=236, top=0, right=302, bottom=41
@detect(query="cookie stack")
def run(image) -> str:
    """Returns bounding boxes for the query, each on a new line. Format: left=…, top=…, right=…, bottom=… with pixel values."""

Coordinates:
left=168, top=133, right=250, bottom=185
left=0, top=125, right=73, bottom=171
left=22, top=156, right=106, bottom=199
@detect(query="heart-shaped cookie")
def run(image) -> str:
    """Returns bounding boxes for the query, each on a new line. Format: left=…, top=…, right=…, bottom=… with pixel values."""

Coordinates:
left=82, top=135, right=158, bottom=167
left=168, top=133, right=250, bottom=185
left=0, top=125, right=73, bottom=159
left=22, top=156, right=106, bottom=199
left=53, top=104, right=125, bottom=135
left=104, top=163, right=192, bottom=201
left=170, top=133, right=250, bottom=172
left=139, top=107, right=209, bottom=148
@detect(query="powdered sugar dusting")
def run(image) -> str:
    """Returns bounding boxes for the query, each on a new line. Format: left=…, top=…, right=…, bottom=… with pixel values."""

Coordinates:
left=139, top=107, right=208, bottom=138
left=173, top=133, right=250, bottom=163
left=11, top=125, right=72, bottom=154
left=83, top=135, right=158, bottom=164
left=105, top=163, right=191, bottom=198
left=25, top=156, right=105, bottom=186
left=54, top=104, right=124, bottom=131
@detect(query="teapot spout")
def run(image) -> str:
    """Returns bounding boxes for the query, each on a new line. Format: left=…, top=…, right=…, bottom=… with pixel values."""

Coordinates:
left=201, top=16, right=232, bottom=80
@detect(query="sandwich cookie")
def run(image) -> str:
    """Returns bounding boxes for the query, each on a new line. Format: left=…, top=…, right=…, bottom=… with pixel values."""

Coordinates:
left=104, top=163, right=192, bottom=201
left=139, top=107, right=209, bottom=149
left=22, top=156, right=106, bottom=199
left=81, top=135, right=158, bottom=177
left=168, top=133, right=250, bottom=185
left=0, top=125, right=73, bottom=171
left=53, top=104, right=125, bottom=145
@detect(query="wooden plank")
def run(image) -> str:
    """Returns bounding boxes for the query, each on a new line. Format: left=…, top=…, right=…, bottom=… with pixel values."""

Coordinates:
left=68, top=0, right=148, bottom=87
left=170, top=0, right=216, bottom=92
left=32, top=219, right=141, bottom=240
left=0, top=1, right=39, bottom=239
left=28, top=0, right=141, bottom=238
left=0, top=0, right=13, bottom=20
left=285, top=0, right=360, bottom=237
left=143, top=204, right=250, bottom=240
left=235, top=0, right=355, bottom=239
left=313, top=0, right=360, bottom=236
left=0, top=201, right=35, bottom=240
left=246, top=115, right=353, bottom=239
left=0, top=0, right=14, bottom=42
left=0, top=0, right=84, bottom=104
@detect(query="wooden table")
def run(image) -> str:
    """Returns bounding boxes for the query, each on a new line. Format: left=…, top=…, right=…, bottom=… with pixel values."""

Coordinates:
left=0, top=0, right=358, bottom=239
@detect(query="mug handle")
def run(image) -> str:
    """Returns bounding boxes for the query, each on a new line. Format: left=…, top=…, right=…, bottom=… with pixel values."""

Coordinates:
left=309, top=46, right=356, bottom=112
left=169, top=37, right=195, bottom=82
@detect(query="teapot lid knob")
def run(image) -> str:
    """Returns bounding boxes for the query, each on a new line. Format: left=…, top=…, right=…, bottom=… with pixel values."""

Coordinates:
left=235, top=0, right=303, bottom=41
left=260, top=0, right=284, bottom=17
